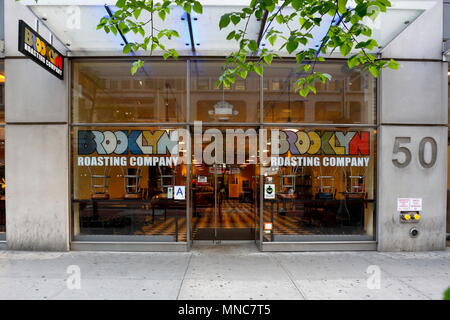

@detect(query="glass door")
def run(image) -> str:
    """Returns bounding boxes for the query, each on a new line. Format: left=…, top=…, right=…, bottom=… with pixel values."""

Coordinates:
left=191, top=131, right=258, bottom=241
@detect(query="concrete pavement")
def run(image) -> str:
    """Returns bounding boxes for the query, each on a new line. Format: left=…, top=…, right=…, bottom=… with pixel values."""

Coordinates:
left=0, top=243, right=449, bottom=300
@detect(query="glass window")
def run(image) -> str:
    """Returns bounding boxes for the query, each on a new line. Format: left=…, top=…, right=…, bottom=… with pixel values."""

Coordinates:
left=262, top=127, right=376, bottom=242
left=72, top=126, right=187, bottom=242
left=263, top=62, right=376, bottom=124
left=72, top=60, right=186, bottom=123
left=190, top=61, right=260, bottom=123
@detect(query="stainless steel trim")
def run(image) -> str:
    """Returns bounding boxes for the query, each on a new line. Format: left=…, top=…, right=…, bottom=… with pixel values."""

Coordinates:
left=193, top=240, right=256, bottom=245
left=261, top=241, right=377, bottom=252
left=70, top=122, right=378, bottom=128
left=262, top=123, right=377, bottom=128
left=71, top=241, right=189, bottom=252
left=73, top=235, right=174, bottom=242
left=71, top=123, right=189, bottom=127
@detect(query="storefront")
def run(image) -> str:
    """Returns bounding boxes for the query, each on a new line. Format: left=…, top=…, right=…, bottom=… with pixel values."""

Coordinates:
left=1, top=0, right=448, bottom=252
left=69, top=59, right=377, bottom=250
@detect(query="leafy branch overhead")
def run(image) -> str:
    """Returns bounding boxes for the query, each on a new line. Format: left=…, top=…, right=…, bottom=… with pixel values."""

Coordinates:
left=97, top=0, right=399, bottom=96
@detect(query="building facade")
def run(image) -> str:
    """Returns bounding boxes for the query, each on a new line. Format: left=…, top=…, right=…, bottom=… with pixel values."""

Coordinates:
left=0, top=0, right=448, bottom=252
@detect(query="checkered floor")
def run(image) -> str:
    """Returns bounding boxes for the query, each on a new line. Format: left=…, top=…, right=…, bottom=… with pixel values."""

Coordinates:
left=136, top=200, right=312, bottom=240
left=80, top=199, right=366, bottom=241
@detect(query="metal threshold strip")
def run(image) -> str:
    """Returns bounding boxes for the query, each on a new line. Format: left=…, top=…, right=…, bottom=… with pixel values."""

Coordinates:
left=71, top=241, right=189, bottom=252
left=261, top=241, right=377, bottom=252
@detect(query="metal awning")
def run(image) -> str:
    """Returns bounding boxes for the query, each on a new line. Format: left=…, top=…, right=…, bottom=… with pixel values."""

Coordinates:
left=21, top=0, right=437, bottom=57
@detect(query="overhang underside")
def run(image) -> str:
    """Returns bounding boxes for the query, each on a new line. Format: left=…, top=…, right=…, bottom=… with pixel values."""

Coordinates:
left=21, top=0, right=437, bottom=57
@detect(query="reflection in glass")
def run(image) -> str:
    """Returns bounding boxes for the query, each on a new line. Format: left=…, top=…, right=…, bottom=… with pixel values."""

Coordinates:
left=264, top=63, right=376, bottom=124
left=72, top=61, right=186, bottom=123
left=190, top=61, right=260, bottom=122
left=191, top=127, right=259, bottom=240
left=262, top=127, right=376, bottom=241
left=72, top=127, right=187, bottom=242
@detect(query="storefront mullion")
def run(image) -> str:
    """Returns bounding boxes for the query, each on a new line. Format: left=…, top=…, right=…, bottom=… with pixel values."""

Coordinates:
left=0, top=123, right=4, bottom=241
left=0, top=59, right=5, bottom=241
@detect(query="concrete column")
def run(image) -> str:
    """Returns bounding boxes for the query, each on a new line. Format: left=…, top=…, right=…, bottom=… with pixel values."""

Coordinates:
left=4, top=1, right=69, bottom=251
left=377, top=0, right=447, bottom=251
left=5, top=125, right=69, bottom=251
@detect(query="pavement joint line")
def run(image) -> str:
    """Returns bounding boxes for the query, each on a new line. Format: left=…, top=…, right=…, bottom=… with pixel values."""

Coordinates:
left=270, top=254, right=308, bottom=300
left=358, top=253, right=433, bottom=300
left=176, top=251, right=193, bottom=300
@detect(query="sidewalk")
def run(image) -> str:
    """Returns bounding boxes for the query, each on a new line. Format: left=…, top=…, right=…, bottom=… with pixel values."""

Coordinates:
left=0, top=244, right=449, bottom=300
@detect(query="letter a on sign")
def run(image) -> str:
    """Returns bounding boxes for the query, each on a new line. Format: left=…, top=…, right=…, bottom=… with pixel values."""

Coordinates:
left=174, top=186, right=185, bottom=200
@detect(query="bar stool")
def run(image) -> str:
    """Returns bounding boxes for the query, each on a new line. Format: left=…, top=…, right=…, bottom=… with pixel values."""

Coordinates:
left=122, top=167, right=142, bottom=199
left=88, top=167, right=111, bottom=200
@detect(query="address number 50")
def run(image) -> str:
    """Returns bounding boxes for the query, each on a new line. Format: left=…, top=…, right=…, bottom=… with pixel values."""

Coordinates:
left=392, top=137, right=437, bottom=169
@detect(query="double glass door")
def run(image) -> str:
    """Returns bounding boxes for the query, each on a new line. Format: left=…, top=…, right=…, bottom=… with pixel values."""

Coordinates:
left=192, top=163, right=259, bottom=241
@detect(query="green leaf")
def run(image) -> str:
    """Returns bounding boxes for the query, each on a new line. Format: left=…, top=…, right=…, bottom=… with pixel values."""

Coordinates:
left=110, top=25, right=118, bottom=35
left=193, top=1, right=203, bottom=14
left=248, top=40, right=258, bottom=52
left=133, top=9, right=142, bottom=20
left=238, top=69, right=248, bottom=79
left=292, top=0, right=302, bottom=10
left=123, top=43, right=132, bottom=54
left=268, top=35, right=277, bottom=46
left=254, top=64, right=264, bottom=76
left=347, top=55, right=360, bottom=68
left=444, top=287, right=450, bottom=300
left=369, top=7, right=381, bottom=21
left=263, top=54, right=273, bottom=65
left=158, top=10, right=166, bottom=21
left=339, top=43, right=352, bottom=56
left=368, top=65, right=380, bottom=77
left=116, top=0, right=126, bottom=9
left=286, top=39, right=299, bottom=54
left=276, top=15, right=284, bottom=24
left=299, top=87, right=309, bottom=97
left=131, top=60, right=144, bottom=75
left=298, top=37, right=308, bottom=46
left=337, top=0, right=348, bottom=14
left=226, top=31, right=236, bottom=40
left=387, top=59, right=399, bottom=70
left=219, top=14, right=231, bottom=29
left=231, top=15, right=241, bottom=25
left=308, top=84, right=317, bottom=94
left=181, top=2, right=189, bottom=13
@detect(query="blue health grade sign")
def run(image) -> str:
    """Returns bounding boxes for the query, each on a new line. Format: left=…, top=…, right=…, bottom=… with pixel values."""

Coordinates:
left=18, top=20, right=64, bottom=80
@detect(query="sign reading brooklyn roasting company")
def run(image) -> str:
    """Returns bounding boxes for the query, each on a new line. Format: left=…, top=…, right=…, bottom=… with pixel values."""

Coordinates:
left=77, top=129, right=370, bottom=167
left=18, top=20, right=64, bottom=80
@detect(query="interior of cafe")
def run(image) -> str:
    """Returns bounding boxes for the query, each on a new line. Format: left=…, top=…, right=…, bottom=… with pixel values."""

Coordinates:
left=70, top=59, right=376, bottom=243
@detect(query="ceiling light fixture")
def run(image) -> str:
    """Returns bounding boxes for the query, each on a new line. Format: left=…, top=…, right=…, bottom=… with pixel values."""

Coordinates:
left=209, top=85, right=238, bottom=121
